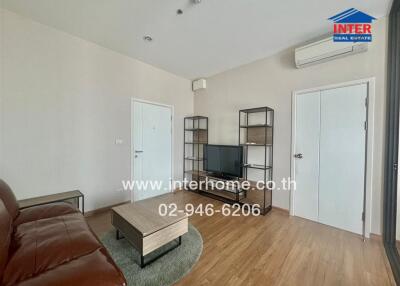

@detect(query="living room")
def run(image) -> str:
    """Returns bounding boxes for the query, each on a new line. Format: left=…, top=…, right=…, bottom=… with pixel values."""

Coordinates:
left=1, top=0, right=400, bottom=285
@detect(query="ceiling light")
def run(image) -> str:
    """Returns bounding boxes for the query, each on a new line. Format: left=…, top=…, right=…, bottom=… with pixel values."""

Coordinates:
left=143, top=35, right=153, bottom=42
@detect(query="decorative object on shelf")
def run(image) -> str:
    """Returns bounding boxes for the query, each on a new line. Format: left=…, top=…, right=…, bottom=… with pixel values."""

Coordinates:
left=183, top=116, right=209, bottom=187
left=239, top=106, right=274, bottom=215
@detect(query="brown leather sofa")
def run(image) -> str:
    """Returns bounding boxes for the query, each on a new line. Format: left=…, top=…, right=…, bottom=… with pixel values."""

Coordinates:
left=0, top=180, right=127, bottom=286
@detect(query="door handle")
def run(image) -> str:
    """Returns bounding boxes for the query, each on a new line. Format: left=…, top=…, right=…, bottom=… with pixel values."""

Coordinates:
left=294, top=153, right=303, bottom=159
left=134, top=150, right=143, bottom=158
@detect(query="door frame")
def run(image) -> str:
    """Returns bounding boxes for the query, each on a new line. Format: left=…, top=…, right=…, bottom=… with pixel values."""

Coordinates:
left=290, top=77, right=376, bottom=238
left=130, top=98, right=174, bottom=202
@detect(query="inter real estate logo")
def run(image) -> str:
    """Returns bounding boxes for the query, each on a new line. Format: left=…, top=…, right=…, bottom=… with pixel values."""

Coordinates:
left=329, top=8, right=376, bottom=42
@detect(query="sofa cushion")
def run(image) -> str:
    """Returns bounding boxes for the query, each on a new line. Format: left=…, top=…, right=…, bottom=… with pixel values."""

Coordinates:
left=12, top=249, right=126, bottom=286
left=0, top=179, right=19, bottom=220
left=14, top=202, right=79, bottom=226
left=0, top=200, right=12, bottom=282
left=3, top=213, right=103, bottom=286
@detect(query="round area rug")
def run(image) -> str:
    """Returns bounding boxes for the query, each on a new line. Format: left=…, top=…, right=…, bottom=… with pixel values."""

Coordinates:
left=101, top=224, right=203, bottom=286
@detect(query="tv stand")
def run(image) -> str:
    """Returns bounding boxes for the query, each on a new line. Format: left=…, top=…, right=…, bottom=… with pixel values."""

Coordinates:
left=199, top=173, right=245, bottom=202
left=184, top=171, right=271, bottom=215
left=207, top=172, right=238, bottom=181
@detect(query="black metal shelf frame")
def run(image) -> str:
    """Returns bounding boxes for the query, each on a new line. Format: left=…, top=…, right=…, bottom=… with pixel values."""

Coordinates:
left=243, top=164, right=272, bottom=170
left=185, top=128, right=208, bottom=131
left=240, top=124, right=273, bottom=128
left=240, top=144, right=273, bottom=147
left=184, top=157, right=206, bottom=161
left=183, top=116, right=209, bottom=188
left=239, top=106, right=274, bottom=215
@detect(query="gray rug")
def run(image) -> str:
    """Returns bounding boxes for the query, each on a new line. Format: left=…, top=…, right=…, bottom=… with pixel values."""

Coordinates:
left=101, top=224, right=203, bottom=286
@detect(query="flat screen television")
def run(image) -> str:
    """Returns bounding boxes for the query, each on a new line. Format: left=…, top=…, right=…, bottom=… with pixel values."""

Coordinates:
left=204, top=144, right=243, bottom=178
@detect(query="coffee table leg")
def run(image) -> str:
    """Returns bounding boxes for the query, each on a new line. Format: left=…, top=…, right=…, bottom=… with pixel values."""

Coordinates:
left=116, top=229, right=124, bottom=240
left=140, top=255, right=145, bottom=268
left=140, top=236, right=182, bottom=268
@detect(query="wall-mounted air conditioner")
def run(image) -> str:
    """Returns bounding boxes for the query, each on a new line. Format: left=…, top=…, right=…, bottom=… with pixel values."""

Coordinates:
left=295, top=37, right=368, bottom=68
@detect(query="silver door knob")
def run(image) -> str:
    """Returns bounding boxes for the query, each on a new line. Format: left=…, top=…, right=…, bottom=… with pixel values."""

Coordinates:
left=294, top=153, right=303, bottom=159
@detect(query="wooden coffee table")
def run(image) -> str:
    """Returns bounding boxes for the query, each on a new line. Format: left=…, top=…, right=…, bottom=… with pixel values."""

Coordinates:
left=111, top=199, right=188, bottom=268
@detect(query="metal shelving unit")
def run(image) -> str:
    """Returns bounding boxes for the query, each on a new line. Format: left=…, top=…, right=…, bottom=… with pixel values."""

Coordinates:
left=239, top=106, right=274, bottom=215
left=183, top=116, right=209, bottom=189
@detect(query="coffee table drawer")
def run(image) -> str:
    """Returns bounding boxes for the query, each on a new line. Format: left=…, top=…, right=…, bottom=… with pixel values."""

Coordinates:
left=143, top=217, right=188, bottom=255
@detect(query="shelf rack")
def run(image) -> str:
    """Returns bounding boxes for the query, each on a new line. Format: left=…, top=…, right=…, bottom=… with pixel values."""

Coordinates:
left=239, top=106, right=274, bottom=215
left=183, top=116, right=209, bottom=188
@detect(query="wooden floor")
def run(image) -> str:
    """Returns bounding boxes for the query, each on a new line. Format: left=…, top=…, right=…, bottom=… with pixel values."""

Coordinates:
left=87, top=191, right=395, bottom=286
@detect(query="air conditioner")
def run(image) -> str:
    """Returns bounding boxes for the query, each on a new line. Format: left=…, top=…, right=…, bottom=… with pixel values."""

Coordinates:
left=295, top=37, right=368, bottom=68
left=192, top=78, right=207, bottom=91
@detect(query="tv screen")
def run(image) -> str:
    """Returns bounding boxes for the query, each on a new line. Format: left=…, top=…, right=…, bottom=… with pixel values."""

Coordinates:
left=204, top=144, right=243, bottom=178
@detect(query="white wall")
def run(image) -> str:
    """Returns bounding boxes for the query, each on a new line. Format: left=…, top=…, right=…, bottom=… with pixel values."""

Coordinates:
left=0, top=9, right=194, bottom=211
left=194, top=18, right=388, bottom=234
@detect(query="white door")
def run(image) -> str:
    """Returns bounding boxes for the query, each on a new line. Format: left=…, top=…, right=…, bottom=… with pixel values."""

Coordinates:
left=294, top=91, right=320, bottom=221
left=132, top=100, right=172, bottom=201
left=318, top=84, right=367, bottom=234
left=293, top=84, right=367, bottom=235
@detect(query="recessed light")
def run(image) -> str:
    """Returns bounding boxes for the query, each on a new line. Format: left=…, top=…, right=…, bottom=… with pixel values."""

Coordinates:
left=143, top=35, right=153, bottom=42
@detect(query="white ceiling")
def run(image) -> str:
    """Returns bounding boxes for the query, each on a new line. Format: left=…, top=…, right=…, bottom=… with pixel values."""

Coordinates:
left=0, top=0, right=392, bottom=79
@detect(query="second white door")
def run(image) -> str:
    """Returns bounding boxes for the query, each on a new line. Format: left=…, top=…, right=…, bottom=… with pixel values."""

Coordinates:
left=293, top=83, right=367, bottom=235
